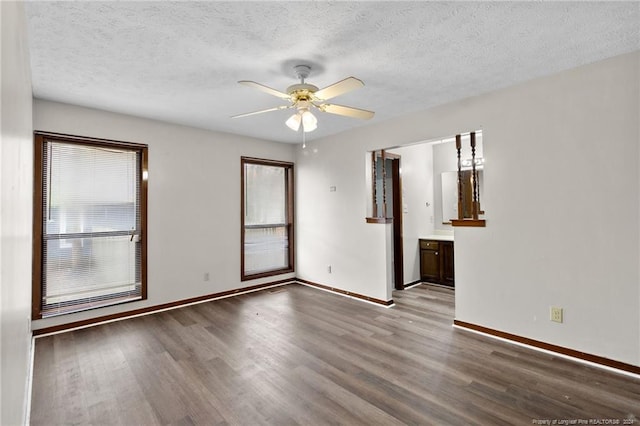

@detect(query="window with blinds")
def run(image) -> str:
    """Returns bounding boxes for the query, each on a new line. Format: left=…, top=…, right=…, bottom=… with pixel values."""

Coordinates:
left=33, top=133, right=148, bottom=319
left=241, top=157, right=294, bottom=280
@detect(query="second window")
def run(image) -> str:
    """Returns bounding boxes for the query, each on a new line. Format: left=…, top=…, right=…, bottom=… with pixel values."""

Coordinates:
left=241, top=157, right=294, bottom=280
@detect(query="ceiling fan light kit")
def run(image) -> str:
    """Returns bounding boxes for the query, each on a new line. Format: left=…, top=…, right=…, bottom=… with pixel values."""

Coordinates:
left=301, top=110, right=317, bottom=131
left=286, top=108, right=317, bottom=133
left=232, top=63, right=374, bottom=136
left=285, top=112, right=302, bottom=131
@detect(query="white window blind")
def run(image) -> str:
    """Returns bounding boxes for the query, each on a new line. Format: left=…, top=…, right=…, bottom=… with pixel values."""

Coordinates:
left=242, top=158, right=294, bottom=279
left=37, top=136, right=146, bottom=317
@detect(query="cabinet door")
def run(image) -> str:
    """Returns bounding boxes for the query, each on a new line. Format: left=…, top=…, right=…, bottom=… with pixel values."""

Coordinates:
left=440, top=241, right=455, bottom=286
left=420, top=249, right=440, bottom=282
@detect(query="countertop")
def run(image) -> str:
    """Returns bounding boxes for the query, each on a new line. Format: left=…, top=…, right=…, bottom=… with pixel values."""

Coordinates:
left=420, top=234, right=454, bottom=242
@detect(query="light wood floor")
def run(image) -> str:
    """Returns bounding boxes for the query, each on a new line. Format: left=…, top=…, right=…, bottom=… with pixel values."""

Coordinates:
left=31, top=284, right=640, bottom=425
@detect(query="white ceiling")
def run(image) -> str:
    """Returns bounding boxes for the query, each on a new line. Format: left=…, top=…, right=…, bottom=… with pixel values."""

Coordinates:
left=24, top=1, right=640, bottom=144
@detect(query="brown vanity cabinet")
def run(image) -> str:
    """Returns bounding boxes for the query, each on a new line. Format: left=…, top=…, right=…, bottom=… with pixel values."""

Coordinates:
left=419, top=239, right=454, bottom=287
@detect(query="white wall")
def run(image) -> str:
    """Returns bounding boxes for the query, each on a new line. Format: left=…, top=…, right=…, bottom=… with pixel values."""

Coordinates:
left=1, top=2, right=34, bottom=424
left=387, top=144, right=434, bottom=285
left=32, top=100, right=296, bottom=331
left=295, top=139, right=392, bottom=301
left=296, top=51, right=640, bottom=366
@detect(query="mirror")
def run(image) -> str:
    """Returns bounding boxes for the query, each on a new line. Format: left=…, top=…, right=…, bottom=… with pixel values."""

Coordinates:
left=441, top=170, right=483, bottom=224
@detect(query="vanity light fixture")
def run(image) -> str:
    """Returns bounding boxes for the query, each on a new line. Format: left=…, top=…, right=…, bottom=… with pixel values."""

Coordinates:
left=461, top=157, right=484, bottom=168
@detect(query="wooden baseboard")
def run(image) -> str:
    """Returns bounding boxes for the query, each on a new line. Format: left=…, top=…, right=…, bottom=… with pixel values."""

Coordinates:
left=36, top=284, right=636, bottom=375
left=296, top=278, right=394, bottom=307
left=33, top=278, right=295, bottom=336
left=403, top=280, right=422, bottom=289
left=421, top=281, right=455, bottom=290
left=454, top=320, right=640, bottom=375
left=32, top=277, right=394, bottom=336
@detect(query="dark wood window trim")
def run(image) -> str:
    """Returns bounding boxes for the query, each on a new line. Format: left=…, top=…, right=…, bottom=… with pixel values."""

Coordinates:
left=32, top=131, right=148, bottom=319
left=240, top=157, right=295, bottom=281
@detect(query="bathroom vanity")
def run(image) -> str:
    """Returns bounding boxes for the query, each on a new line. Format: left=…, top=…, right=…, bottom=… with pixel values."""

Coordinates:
left=419, top=236, right=454, bottom=287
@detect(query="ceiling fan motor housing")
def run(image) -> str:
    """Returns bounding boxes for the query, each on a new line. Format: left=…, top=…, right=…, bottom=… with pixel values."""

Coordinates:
left=288, top=64, right=318, bottom=103
left=286, top=83, right=319, bottom=102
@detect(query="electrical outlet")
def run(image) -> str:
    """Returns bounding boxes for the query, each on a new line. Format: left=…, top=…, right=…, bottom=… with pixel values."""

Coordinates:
left=204, top=272, right=210, bottom=281
left=550, top=306, right=563, bottom=323
left=327, top=265, right=332, bottom=274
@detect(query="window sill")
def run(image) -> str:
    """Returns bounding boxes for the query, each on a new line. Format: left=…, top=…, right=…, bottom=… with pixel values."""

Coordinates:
left=450, top=219, right=486, bottom=227
left=365, top=217, right=393, bottom=224
left=241, top=267, right=295, bottom=282
left=40, top=294, right=143, bottom=319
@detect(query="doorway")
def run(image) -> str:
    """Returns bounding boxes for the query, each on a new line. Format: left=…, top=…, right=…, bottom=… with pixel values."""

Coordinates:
left=390, top=157, right=404, bottom=290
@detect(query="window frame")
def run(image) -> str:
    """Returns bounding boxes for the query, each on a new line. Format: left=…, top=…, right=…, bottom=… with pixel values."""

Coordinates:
left=32, top=132, right=148, bottom=319
left=240, top=157, right=295, bottom=281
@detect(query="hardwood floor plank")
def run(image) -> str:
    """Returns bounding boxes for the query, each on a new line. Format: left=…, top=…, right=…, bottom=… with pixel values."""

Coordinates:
left=292, top=365, right=406, bottom=426
left=31, top=283, right=640, bottom=425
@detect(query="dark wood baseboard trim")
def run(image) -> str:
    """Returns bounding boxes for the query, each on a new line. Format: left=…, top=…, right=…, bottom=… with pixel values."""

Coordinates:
left=32, top=277, right=393, bottom=336
left=297, top=278, right=394, bottom=307
left=403, top=280, right=422, bottom=289
left=33, top=278, right=295, bottom=336
left=422, top=281, right=455, bottom=290
left=454, top=320, right=640, bottom=375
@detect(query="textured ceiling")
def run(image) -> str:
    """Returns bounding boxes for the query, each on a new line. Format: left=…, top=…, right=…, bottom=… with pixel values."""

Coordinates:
left=24, top=1, right=640, bottom=144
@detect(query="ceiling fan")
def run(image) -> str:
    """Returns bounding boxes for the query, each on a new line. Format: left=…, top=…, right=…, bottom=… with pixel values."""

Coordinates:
left=231, top=64, right=374, bottom=132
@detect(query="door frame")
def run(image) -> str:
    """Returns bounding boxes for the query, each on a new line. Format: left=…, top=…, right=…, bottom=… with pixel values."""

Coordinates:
left=390, top=157, right=404, bottom=290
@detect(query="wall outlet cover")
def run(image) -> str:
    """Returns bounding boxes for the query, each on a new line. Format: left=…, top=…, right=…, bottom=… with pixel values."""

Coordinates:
left=550, top=306, right=563, bottom=323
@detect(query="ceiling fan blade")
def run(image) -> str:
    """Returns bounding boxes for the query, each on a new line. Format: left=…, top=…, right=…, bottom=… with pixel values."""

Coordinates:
left=231, top=105, right=291, bottom=119
left=314, top=77, right=364, bottom=101
left=238, top=80, right=291, bottom=99
left=320, top=103, right=375, bottom=120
